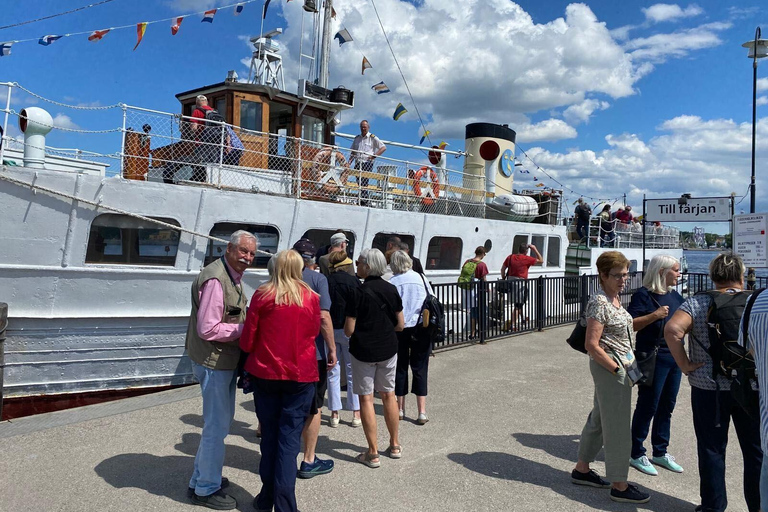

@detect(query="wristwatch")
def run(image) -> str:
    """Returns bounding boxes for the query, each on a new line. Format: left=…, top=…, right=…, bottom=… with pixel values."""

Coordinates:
left=613, top=365, right=621, bottom=374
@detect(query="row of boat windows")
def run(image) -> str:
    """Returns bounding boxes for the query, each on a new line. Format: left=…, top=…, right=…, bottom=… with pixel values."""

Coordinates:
left=84, top=214, right=562, bottom=270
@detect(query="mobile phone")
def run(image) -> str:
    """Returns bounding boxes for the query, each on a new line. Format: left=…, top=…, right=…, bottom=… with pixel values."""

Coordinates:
left=227, top=307, right=242, bottom=316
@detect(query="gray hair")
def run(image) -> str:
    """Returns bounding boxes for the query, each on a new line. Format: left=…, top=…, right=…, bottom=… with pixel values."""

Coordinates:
left=642, top=254, right=679, bottom=294
left=709, top=252, right=745, bottom=285
left=390, top=250, right=412, bottom=275
left=267, top=254, right=277, bottom=276
left=230, top=230, right=258, bottom=247
left=358, top=248, right=387, bottom=277
left=196, top=95, right=208, bottom=106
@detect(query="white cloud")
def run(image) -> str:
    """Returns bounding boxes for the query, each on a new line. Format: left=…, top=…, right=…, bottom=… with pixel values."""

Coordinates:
left=164, top=0, right=227, bottom=10
left=563, top=99, right=610, bottom=125
left=52, top=114, right=80, bottom=130
left=757, top=97, right=768, bottom=107
left=642, top=3, right=704, bottom=23
left=516, top=119, right=578, bottom=143
left=625, top=22, right=730, bottom=63
left=758, top=78, right=768, bottom=93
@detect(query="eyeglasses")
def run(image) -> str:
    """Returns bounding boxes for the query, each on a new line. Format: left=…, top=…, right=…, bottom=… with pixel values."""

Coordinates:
left=609, top=273, right=631, bottom=280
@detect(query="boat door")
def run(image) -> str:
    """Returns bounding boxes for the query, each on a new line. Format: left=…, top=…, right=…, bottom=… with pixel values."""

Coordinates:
left=233, top=94, right=269, bottom=169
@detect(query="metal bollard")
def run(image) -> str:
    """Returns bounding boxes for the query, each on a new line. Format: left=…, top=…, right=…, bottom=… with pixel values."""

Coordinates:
left=0, top=303, right=7, bottom=421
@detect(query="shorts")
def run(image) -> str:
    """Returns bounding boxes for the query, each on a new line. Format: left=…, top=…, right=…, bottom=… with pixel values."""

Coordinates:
left=351, top=354, right=397, bottom=396
left=308, top=360, right=328, bottom=415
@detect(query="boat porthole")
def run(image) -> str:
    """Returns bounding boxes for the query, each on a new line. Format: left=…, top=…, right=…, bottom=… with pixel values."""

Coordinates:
left=475, top=227, right=479, bottom=232
left=484, top=239, right=492, bottom=253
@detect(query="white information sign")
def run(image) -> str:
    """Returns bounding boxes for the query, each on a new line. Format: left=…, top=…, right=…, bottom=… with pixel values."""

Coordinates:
left=734, top=214, right=768, bottom=268
left=645, top=197, right=731, bottom=222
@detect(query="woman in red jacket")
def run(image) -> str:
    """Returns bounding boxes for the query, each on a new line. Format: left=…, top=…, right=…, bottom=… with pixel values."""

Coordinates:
left=240, top=249, right=321, bottom=512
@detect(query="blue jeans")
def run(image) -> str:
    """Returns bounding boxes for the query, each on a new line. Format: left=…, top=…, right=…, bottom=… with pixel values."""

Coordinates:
left=762, top=454, right=768, bottom=512
left=254, top=379, right=314, bottom=512
left=576, top=219, right=588, bottom=240
left=189, top=362, right=237, bottom=497
left=691, top=386, right=763, bottom=512
left=327, top=330, right=359, bottom=412
left=630, top=348, right=682, bottom=458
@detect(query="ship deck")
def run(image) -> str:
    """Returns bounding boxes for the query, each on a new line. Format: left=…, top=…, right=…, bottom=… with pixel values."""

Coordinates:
left=0, top=325, right=751, bottom=512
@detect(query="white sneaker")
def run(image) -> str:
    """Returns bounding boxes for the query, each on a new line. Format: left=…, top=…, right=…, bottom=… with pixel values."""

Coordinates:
left=350, top=417, right=362, bottom=428
left=329, top=416, right=339, bottom=428
left=630, top=455, right=658, bottom=476
left=417, top=413, right=429, bottom=425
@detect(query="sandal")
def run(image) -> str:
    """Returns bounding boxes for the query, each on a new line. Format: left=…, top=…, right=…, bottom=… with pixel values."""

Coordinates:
left=385, top=445, right=402, bottom=459
left=356, top=452, right=381, bottom=468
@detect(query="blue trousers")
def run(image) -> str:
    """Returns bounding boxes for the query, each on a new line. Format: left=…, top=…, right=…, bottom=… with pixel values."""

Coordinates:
left=762, top=454, right=768, bottom=512
left=691, top=386, right=763, bottom=512
left=253, top=379, right=314, bottom=512
left=630, top=348, right=682, bottom=458
left=576, top=219, right=588, bottom=240
left=189, top=362, right=237, bottom=497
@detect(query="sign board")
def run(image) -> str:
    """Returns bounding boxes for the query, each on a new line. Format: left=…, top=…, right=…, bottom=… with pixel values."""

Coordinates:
left=734, top=213, right=768, bottom=268
left=645, top=197, right=731, bottom=222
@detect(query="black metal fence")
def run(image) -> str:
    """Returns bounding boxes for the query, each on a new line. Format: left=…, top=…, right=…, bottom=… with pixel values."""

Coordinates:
left=431, top=272, right=768, bottom=350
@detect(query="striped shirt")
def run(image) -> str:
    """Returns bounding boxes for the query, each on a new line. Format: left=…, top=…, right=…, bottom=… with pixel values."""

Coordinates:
left=739, top=290, right=768, bottom=455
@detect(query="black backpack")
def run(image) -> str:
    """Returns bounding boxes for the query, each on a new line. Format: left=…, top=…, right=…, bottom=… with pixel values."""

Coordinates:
left=416, top=274, right=445, bottom=344
left=197, top=108, right=226, bottom=143
left=696, top=289, right=756, bottom=379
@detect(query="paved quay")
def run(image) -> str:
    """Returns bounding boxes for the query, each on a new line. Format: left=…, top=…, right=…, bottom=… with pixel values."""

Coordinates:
left=0, top=325, right=754, bottom=512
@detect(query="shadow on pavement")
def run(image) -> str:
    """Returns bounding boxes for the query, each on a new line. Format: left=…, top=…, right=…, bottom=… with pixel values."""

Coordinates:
left=314, top=434, right=370, bottom=463
left=179, top=413, right=258, bottom=444
left=447, top=451, right=695, bottom=512
left=173, top=432, right=261, bottom=474
left=512, top=432, right=604, bottom=462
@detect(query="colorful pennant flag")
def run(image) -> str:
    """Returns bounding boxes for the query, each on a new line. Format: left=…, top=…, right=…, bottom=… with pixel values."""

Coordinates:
left=393, top=103, right=408, bottom=121
left=202, top=9, right=217, bottom=23
left=331, top=6, right=337, bottom=18
left=234, top=3, right=245, bottom=15
left=438, top=141, right=449, bottom=149
left=535, top=183, right=545, bottom=188
left=88, top=29, right=110, bottom=42
left=133, top=22, right=148, bottom=51
left=533, top=176, right=539, bottom=181
left=419, top=130, right=431, bottom=144
left=262, top=0, right=271, bottom=19
left=361, top=56, right=372, bottom=75
left=371, top=81, right=390, bottom=94
left=334, top=29, right=352, bottom=46
left=0, top=42, right=13, bottom=57
left=38, top=35, right=63, bottom=46
left=518, top=168, right=530, bottom=174
left=171, top=17, right=184, bottom=35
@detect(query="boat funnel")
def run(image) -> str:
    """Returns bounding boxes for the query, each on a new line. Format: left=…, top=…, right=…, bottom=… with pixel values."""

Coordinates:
left=19, top=107, right=53, bottom=169
left=463, top=123, right=516, bottom=205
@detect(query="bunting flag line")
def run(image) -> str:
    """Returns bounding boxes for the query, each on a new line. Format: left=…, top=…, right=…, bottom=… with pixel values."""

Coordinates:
left=334, top=29, right=352, bottom=46
left=262, top=0, right=271, bottom=19
left=133, top=22, right=147, bottom=51
left=0, top=42, right=13, bottom=56
left=202, top=9, right=217, bottom=23
left=171, top=16, right=184, bottom=35
left=371, top=81, right=390, bottom=94
left=533, top=176, right=538, bottom=181
left=518, top=168, right=530, bottom=174
left=361, top=56, right=372, bottom=75
left=438, top=141, right=448, bottom=149
left=419, top=130, right=431, bottom=144
left=88, top=29, right=110, bottom=42
left=535, top=183, right=545, bottom=188
left=393, top=103, right=408, bottom=121
left=234, top=3, right=245, bottom=15
left=38, top=35, right=63, bottom=46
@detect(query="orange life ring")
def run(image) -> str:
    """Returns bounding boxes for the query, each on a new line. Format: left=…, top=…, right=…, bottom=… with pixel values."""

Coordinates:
left=310, top=148, right=349, bottom=195
left=413, top=166, right=439, bottom=205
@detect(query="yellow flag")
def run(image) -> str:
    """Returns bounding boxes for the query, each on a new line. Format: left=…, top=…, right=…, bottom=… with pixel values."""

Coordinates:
left=133, top=22, right=148, bottom=51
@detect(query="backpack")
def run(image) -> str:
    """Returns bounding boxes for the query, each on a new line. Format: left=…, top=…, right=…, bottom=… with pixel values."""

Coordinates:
left=457, top=259, right=478, bottom=290
left=417, top=273, right=445, bottom=344
left=696, top=289, right=756, bottom=379
left=196, top=107, right=226, bottom=144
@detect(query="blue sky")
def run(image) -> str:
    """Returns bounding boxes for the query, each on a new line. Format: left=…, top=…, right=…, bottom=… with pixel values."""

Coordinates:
left=1, top=0, right=767, bottom=234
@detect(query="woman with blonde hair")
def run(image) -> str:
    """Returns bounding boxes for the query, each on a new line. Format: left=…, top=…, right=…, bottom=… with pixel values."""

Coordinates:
left=571, top=251, right=651, bottom=504
left=627, top=254, right=685, bottom=476
left=240, top=249, right=321, bottom=512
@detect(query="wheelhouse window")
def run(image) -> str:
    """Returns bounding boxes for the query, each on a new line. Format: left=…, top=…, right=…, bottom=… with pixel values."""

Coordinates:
left=206, top=223, right=279, bottom=269
left=240, top=100, right=263, bottom=132
left=547, top=236, right=561, bottom=267
left=426, top=236, right=463, bottom=270
left=86, top=214, right=180, bottom=266
left=372, top=232, right=416, bottom=257
left=301, top=115, right=325, bottom=145
left=213, top=97, right=227, bottom=122
left=302, top=229, right=356, bottom=258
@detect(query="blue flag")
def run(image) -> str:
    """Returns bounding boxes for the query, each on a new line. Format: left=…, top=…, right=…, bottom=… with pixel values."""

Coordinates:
left=393, top=103, right=408, bottom=121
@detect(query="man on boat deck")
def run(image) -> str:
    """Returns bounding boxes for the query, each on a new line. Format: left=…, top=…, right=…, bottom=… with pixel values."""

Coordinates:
left=185, top=230, right=258, bottom=510
left=349, top=120, right=386, bottom=205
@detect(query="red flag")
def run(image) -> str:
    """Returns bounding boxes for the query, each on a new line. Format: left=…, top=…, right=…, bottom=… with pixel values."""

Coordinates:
left=133, top=22, right=147, bottom=51
left=171, top=16, right=183, bottom=35
left=88, top=29, right=110, bottom=42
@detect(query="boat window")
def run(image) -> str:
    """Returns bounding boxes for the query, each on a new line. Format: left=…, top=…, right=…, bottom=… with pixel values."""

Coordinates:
left=240, top=100, right=263, bottom=131
left=213, top=97, right=227, bottom=122
left=372, top=233, right=416, bottom=257
left=629, top=260, right=638, bottom=273
left=86, top=214, right=180, bottom=266
left=426, top=237, right=463, bottom=270
left=484, top=239, right=492, bottom=253
left=512, top=234, right=528, bottom=255
left=302, top=229, right=356, bottom=258
left=206, top=223, right=279, bottom=269
left=532, top=235, right=546, bottom=266
left=268, top=101, right=294, bottom=157
left=547, top=236, right=561, bottom=267
left=301, top=115, right=325, bottom=145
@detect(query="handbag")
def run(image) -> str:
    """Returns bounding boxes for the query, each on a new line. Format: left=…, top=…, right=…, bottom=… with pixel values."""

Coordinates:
left=566, top=311, right=588, bottom=354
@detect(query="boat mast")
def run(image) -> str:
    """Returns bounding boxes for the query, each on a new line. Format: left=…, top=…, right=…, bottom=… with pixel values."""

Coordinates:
left=318, top=0, right=333, bottom=88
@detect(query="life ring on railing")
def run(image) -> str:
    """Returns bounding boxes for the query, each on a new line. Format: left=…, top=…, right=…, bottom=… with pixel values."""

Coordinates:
left=413, top=166, right=440, bottom=205
left=309, top=148, right=349, bottom=196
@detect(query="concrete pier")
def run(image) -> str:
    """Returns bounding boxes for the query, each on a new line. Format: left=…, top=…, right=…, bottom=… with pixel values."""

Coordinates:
left=0, top=326, right=753, bottom=511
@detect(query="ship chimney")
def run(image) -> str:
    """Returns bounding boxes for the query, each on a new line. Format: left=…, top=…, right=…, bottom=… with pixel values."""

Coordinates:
left=19, top=107, right=53, bottom=169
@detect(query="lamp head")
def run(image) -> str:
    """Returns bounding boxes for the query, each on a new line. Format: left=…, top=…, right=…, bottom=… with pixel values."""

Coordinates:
left=742, top=38, right=768, bottom=59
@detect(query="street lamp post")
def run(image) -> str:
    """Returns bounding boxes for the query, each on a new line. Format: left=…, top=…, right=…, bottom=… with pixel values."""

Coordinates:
left=742, top=28, right=767, bottom=289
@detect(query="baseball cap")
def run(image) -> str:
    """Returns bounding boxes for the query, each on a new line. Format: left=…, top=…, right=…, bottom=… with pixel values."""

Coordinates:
left=330, top=232, right=349, bottom=245
left=292, top=238, right=316, bottom=257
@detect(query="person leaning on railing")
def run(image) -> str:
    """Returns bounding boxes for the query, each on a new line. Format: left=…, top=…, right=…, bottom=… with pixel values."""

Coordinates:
left=571, top=250, right=651, bottom=505
left=598, top=204, right=615, bottom=247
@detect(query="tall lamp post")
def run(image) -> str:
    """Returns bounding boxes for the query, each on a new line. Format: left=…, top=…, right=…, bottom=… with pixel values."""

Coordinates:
left=742, top=28, right=767, bottom=289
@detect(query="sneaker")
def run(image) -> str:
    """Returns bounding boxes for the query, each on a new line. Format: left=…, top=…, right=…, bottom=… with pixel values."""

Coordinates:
left=570, top=469, right=611, bottom=488
left=610, top=484, right=650, bottom=504
left=630, top=455, right=658, bottom=476
left=252, top=494, right=272, bottom=512
left=187, top=478, right=230, bottom=499
left=417, top=413, right=429, bottom=425
left=329, top=416, right=340, bottom=428
left=297, top=457, right=334, bottom=479
left=398, top=409, right=404, bottom=420
left=191, top=489, right=237, bottom=510
left=652, top=454, right=684, bottom=473
left=351, top=417, right=362, bottom=428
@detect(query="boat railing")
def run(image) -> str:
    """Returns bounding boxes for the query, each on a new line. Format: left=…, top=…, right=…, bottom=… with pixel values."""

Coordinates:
left=568, top=216, right=681, bottom=249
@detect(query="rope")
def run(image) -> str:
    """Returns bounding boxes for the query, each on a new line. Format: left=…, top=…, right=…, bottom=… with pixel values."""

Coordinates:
left=13, top=84, right=122, bottom=110
left=0, top=0, right=118, bottom=31
left=0, top=171, right=274, bottom=256
left=5, top=109, right=123, bottom=134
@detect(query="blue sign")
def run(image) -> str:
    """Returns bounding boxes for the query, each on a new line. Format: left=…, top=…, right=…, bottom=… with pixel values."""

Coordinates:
left=499, top=149, right=514, bottom=178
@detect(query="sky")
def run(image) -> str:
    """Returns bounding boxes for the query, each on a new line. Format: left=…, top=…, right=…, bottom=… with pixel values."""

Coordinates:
left=1, top=0, right=767, bottom=234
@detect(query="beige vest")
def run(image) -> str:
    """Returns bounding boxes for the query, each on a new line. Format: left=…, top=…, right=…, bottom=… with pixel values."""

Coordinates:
left=185, top=258, right=248, bottom=370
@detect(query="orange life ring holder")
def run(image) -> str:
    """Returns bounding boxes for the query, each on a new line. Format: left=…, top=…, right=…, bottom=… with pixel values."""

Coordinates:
left=413, top=166, right=440, bottom=205
left=310, top=148, right=349, bottom=195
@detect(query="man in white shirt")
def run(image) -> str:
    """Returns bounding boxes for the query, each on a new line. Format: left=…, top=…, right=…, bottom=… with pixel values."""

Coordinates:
left=349, top=120, right=386, bottom=205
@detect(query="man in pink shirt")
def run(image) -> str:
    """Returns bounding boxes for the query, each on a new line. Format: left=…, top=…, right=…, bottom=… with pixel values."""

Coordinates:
left=186, top=230, right=257, bottom=510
